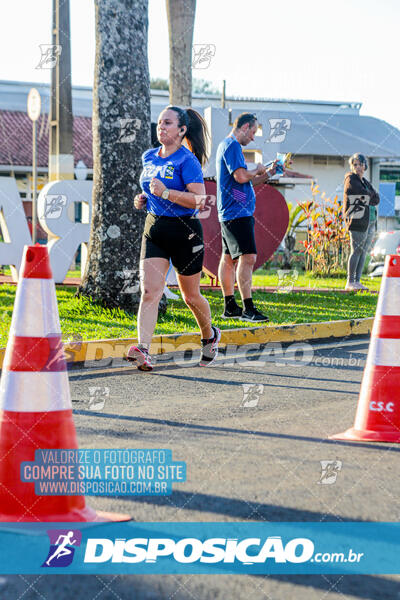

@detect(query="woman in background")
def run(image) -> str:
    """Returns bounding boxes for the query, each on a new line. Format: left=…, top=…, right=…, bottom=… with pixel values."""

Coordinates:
left=343, top=153, right=379, bottom=291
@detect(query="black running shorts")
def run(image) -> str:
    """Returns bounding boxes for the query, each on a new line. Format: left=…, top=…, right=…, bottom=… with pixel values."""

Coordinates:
left=140, top=213, right=204, bottom=276
left=221, top=216, right=257, bottom=259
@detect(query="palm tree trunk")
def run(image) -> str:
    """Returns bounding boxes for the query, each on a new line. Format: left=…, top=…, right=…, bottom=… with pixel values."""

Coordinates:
left=79, top=0, right=150, bottom=311
left=166, top=0, right=196, bottom=106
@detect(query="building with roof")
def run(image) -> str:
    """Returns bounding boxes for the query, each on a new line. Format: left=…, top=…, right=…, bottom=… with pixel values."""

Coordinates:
left=0, top=79, right=399, bottom=232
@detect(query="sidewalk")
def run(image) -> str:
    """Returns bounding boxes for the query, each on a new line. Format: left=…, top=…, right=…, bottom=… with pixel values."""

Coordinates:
left=0, top=274, right=81, bottom=286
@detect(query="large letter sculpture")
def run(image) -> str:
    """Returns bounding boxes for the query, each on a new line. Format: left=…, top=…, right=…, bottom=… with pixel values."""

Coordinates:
left=38, top=180, right=92, bottom=282
left=0, top=178, right=32, bottom=281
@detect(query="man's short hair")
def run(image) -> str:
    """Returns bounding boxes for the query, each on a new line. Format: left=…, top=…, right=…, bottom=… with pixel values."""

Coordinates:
left=233, top=112, right=257, bottom=130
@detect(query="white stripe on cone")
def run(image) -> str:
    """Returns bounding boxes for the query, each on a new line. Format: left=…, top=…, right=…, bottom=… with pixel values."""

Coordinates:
left=0, top=372, right=71, bottom=412
left=8, top=279, right=61, bottom=337
left=375, top=277, right=400, bottom=317
left=367, top=338, right=400, bottom=367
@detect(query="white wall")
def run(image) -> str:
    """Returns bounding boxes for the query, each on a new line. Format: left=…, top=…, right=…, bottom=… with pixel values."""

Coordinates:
left=284, top=156, right=349, bottom=206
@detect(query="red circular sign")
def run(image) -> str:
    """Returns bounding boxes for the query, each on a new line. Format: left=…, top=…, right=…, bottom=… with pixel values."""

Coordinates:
left=201, top=181, right=289, bottom=278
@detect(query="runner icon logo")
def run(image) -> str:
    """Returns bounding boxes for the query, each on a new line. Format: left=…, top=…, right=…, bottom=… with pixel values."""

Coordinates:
left=318, top=460, right=342, bottom=485
left=346, top=195, right=370, bottom=220
left=43, top=194, right=67, bottom=219
left=88, top=387, right=109, bottom=411
left=241, top=384, right=264, bottom=408
left=277, top=269, right=298, bottom=293
left=36, top=44, right=62, bottom=69
left=267, top=118, right=291, bottom=143
left=192, top=44, right=216, bottom=69
left=117, top=269, right=141, bottom=294
left=118, top=118, right=141, bottom=143
left=42, top=529, right=82, bottom=568
left=194, top=194, right=216, bottom=219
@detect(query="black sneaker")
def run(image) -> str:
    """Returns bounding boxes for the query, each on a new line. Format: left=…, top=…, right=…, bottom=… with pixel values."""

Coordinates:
left=199, top=326, right=221, bottom=367
left=221, top=305, right=243, bottom=319
left=124, top=345, right=153, bottom=371
left=241, top=308, right=269, bottom=322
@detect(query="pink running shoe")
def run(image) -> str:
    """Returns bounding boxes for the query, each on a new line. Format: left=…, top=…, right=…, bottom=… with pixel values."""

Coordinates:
left=124, top=345, right=153, bottom=371
left=199, top=326, right=221, bottom=367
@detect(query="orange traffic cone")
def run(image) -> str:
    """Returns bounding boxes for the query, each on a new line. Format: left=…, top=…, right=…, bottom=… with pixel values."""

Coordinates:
left=331, top=254, right=400, bottom=442
left=0, top=245, right=129, bottom=520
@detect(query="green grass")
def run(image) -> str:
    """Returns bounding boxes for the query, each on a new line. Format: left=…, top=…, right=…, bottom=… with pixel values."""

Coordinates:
left=251, top=268, right=381, bottom=291
left=65, top=269, right=81, bottom=278
left=0, top=284, right=378, bottom=347
left=2, top=265, right=381, bottom=291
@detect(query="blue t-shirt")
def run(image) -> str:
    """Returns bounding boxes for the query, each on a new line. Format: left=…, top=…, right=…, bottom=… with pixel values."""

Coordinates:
left=140, top=146, right=204, bottom=217
left=216, top=136, right=256, bottom=222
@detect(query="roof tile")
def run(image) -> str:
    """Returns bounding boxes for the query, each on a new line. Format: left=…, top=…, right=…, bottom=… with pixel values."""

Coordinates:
left=0, top=110, right=93, bottom=168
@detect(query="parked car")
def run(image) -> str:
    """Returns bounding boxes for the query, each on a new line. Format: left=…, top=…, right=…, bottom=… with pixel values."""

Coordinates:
left=368, top=230, right=400, bottom=276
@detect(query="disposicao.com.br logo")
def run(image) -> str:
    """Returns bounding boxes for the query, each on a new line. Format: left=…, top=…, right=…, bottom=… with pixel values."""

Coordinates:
left=82, top=536, right=362, bottom=565
left=42, top=529, right=82, bottom=568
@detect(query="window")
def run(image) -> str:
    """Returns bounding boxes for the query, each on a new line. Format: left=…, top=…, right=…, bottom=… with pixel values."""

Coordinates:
left=313, top=156, right=344, bottom=167
left=243, top=151, right=256, bottom=163
left=243, top=149, right=263, bottom=164
left=329, top=156, right=345, bottom=167
left=313, top=156, right=328, bottom=166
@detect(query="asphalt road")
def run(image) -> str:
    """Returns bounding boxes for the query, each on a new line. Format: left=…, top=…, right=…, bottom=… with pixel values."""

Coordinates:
left=3, top=337, right=400, bottom=599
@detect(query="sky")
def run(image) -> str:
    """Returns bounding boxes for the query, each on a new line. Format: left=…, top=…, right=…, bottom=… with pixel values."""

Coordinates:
left=1, top=0, right=399, bottom=128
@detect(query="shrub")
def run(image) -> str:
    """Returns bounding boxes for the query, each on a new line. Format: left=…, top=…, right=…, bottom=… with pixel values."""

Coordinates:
left=299, top=183, right=350, bottom=276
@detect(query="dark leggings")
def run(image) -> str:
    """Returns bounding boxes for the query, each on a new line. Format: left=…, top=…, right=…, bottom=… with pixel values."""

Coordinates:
left=347, top=223, right=375, bottom=283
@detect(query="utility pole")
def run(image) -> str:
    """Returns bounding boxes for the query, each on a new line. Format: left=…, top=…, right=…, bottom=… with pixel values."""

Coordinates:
left=27, top=88, right=41, bottom=244
left=49, top=0, right=74, bottom=181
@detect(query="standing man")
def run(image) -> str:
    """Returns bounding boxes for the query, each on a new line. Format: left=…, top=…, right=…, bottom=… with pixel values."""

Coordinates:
left=216, top=113, right=275, bottom=321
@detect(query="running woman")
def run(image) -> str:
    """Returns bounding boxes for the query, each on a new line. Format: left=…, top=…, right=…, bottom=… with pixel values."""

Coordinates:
left=126, top=106, right=220, bottom=371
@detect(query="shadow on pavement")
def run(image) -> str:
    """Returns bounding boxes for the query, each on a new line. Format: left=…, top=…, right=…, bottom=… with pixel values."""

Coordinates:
left=70, top=363, right=362, bottom=386
left=124, top=488, right=368, bottom=522
left=74, top=409, right=400, bottom=453
left=155, top=371, right=360, bottom=395
left=3, top=572, right=399, bottom=600
left=257, top=573, right=400, bottom=599
left=210, top=364, right=362, bottom=384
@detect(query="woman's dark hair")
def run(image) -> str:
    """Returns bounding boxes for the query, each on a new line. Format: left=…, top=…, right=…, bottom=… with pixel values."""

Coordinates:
left=150, top=122, right=159, bottom=148
left=167, top=106, right=210, bottom=167
left=349, top=153, right=368, bottom=172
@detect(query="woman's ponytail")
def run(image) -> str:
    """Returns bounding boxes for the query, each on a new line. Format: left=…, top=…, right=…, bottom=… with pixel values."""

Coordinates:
left=167, top=106, right=210, bottom=167
left=185, top=108, right=210, bottom=167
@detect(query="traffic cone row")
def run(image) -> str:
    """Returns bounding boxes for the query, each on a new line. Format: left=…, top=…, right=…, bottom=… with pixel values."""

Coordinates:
left=0, top=245, right=129, bottom=521
left=332, top=254, right=400, bottom=443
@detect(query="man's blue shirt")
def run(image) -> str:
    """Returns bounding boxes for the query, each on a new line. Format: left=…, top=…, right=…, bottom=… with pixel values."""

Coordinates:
left=140, top=146, right=204, bottom=217
left=216, top=136, right=256, bottom=222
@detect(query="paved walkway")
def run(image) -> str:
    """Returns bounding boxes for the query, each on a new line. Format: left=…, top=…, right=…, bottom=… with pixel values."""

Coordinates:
left=3, top=337, right=397, bottom=599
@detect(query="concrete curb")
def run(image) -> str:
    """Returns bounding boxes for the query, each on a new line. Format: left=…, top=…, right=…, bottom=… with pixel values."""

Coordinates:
left=0, top=317, right=374, bottom=368
left=159, top=317, right=373, bottom=349
left=0, top=317, right=373, bottom=370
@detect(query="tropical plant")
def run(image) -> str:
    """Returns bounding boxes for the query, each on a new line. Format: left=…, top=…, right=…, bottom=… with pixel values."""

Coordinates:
left=299, top=183, right=350, bottom=275
left=283, top=201, right=309, bottom=266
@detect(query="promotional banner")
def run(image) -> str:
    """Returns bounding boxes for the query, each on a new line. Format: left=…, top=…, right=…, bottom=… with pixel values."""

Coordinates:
left=0, top=522, right=399, bottom=574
